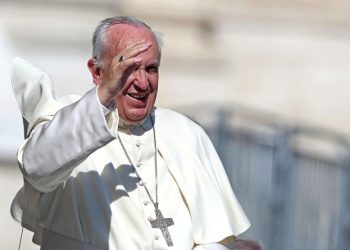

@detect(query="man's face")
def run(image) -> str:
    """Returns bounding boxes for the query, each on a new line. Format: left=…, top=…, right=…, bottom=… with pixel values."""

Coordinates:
left=103, top=24, right=160, bottom=124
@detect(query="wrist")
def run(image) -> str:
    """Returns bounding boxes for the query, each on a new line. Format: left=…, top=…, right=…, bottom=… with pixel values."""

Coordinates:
left=97, top=84, right=115, bottom=107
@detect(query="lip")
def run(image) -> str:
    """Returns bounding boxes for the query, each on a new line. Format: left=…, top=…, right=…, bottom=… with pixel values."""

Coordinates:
left=125, top=93, right=149, bottom=107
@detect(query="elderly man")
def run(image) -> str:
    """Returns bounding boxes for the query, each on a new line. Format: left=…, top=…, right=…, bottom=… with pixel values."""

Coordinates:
left=11, top=16, right=250, bottom=250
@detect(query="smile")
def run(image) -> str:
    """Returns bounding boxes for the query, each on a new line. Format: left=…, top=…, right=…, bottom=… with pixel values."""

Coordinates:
left=127, top=93, right=148, bottom=101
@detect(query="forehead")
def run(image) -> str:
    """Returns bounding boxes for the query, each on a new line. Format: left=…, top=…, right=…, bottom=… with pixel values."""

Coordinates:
left=106, top=24, right=157, bottom=50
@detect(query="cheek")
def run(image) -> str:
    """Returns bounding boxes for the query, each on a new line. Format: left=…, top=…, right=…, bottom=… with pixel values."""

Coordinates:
left=149, top=76, right=159, bottom=90
left=117, top=73, right=158, bottom=98
left=120, top=76, right=135, bottom=93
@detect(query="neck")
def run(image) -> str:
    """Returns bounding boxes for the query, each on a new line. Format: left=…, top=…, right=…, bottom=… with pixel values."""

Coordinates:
left=118, top=114, right=153, bottom=132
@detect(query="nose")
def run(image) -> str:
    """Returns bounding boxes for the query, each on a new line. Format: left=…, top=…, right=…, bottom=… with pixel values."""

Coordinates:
left=133, top=68, right=149, bottom=91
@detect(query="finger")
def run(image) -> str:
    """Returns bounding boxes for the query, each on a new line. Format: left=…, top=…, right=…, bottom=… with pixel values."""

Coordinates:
left=119, top=41, right=152, bottom=61
left=120, top=39, right=146, bottom=54
left=118, top=57, right=142, bottom=72
left=108, top=54, right=142, bottom=79
left=117, top=40, right=145, bottom=60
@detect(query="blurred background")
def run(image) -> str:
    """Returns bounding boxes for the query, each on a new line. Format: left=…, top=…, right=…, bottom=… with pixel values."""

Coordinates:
left=1, top=0, right=350, bottom=249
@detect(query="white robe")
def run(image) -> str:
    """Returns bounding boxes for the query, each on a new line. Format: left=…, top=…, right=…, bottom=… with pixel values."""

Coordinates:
left=10, top=58, right=250, bottom=249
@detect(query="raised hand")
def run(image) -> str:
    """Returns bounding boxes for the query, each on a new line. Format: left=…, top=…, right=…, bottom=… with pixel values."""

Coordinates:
left=89, top=40, right=152, bottom=107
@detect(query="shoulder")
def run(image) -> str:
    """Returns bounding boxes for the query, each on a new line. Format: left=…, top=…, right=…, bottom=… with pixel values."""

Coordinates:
left=153, top=107, right=208, bottom=141
left=154, top=107, right=200, bottom=129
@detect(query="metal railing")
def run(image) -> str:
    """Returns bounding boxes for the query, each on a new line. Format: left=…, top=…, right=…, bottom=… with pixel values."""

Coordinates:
left=182, top=105, right=350, bottom=250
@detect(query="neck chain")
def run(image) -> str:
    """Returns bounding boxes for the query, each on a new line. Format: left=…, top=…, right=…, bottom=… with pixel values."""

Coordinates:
left=117, top=117, right=159, bottom=208
left=117, top=116, right=174, bottom=246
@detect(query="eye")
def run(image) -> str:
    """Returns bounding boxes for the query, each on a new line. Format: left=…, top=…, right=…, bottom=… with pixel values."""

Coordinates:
left=145, top=64, right=158, bottom=74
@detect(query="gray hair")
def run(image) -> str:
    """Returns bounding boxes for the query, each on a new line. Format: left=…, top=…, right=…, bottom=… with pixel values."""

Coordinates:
left=92, top=16, right=163, bottom=68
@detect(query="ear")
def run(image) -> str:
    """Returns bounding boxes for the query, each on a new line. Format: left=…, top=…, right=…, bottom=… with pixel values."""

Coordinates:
left=87, top=58, right=103, bottom=86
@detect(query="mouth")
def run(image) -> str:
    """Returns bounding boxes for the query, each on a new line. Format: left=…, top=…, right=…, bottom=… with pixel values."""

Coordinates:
left=127, top=93, right=148, bottom=101
left=125, top=92, right=150, bottom=107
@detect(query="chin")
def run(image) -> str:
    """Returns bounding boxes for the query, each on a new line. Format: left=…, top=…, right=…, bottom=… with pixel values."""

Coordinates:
left=117, top=96, right=155, bottom=124
left=122, top=110, right=150, bottom=124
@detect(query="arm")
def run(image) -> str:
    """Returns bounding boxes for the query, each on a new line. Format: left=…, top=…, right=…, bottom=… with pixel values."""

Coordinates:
left=19, top=87, right=118, bottom=192
left=15, top=40, right=151, bottom=193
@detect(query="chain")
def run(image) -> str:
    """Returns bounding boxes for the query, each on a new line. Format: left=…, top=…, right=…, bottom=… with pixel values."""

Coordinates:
left=117, top=115, right=159, bottom=209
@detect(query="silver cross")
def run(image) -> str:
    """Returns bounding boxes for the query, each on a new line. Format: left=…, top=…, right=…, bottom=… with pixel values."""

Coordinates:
left=150, top=208, right=174, bottom=246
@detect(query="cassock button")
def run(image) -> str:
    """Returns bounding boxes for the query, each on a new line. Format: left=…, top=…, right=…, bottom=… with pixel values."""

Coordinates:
left=139, top=180, right=144, bottom=186
left=154, top=235, right=159, bottom=240
left=143, top=200, right=149, bottom=205
left=135, top=141, right=141, bottom=147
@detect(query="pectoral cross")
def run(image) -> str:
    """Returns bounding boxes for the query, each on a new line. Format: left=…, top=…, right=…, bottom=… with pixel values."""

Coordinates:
left=150, top=208, right=174, bottom=246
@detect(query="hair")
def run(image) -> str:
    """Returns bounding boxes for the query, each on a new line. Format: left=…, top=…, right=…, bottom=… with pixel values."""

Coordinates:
left=92, top=16, right=163, bottom=68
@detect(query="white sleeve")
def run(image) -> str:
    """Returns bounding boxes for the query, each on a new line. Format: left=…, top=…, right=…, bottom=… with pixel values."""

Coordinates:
left=19, top=87, right=118, bottom=193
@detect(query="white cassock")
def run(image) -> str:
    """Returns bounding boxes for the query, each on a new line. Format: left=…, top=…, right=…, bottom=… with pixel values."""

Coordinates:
left=10, top=58, right=250, bottom=250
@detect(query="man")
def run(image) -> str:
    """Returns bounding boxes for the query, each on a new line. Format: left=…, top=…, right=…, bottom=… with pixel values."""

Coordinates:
left=11, top=16, right=250, bottom=250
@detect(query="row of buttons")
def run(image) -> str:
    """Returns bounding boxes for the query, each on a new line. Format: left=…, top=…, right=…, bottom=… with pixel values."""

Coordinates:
left=141, top=186, right=156, bottom=240
left=147, top=217, right=160, bottom=241
left=128, top=131, right=162, bottom=243
left=134, top=151, right=161, bottom=243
